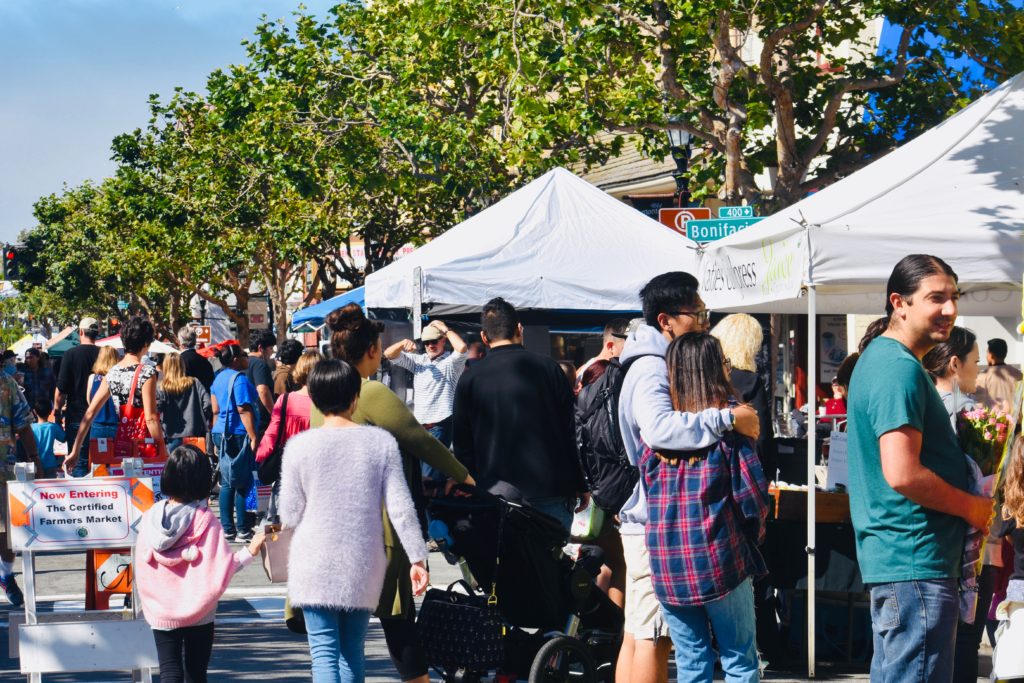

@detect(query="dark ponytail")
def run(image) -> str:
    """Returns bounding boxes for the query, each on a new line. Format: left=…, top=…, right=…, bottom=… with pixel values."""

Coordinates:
left=859, top=254, right=958, bottom=351
left=922, top=326, right=976, bottom=382
left=325, top=303, right=382, bottom=364
left=216, top=343, right=245, bottom=367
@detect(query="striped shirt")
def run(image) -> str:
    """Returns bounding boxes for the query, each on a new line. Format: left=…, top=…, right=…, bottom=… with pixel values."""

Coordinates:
left=641, top=431, right=769, bottom=607
left=390, top=350, right=467, bottom=424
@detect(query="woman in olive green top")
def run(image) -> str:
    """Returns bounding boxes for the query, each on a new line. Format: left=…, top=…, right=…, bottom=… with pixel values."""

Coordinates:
left=318, top=303, right=474, bottom=683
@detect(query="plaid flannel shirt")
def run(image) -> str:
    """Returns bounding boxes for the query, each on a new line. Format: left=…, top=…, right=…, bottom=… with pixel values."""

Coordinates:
left=641, top=431, right=769, bottom=607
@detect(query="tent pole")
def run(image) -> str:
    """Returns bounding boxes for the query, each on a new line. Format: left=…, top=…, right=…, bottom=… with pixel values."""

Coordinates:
left=412, top=266, right=424, bottom=339
left=806, top=284, right=817, bottom=678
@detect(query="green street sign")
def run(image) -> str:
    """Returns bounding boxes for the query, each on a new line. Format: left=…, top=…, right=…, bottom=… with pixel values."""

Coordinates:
left=686, top=217, right=762, bottom=241
left=718, top=205, right=754, bottom=218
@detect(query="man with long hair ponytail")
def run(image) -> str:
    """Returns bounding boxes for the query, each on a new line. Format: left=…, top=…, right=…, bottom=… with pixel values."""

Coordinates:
left=846, top=254, right=994, bottom=682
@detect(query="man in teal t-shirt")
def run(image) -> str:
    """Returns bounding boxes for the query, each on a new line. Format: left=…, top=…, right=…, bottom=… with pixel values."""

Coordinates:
left=847, top=255, right=993, bottom=683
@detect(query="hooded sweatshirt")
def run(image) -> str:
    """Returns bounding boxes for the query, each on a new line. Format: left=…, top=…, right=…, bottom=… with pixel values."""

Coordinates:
left=136, top=499, right=253, bottom=630
left=617, top=323, right=734, bottom=536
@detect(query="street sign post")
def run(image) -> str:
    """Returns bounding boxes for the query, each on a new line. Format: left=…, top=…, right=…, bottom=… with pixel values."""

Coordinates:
left=686, top=217, right=762, bottom=242
left=194, top=325, right=212, bottom=346
left=658, top=207, right=712, bottom=237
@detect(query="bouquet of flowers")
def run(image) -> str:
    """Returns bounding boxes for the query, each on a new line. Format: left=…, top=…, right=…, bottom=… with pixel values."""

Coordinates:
left=957, top=406, right=1011, bottom=476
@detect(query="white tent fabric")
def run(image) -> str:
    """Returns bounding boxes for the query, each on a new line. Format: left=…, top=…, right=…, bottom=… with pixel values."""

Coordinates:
left=97, top=336, right=179, bottom=355
left=699, top=71, right=1024, bottom=315
left=365, top=168, right=701, bottom=311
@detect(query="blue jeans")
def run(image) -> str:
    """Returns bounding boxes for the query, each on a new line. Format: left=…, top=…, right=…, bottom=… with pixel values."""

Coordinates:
left=869, top=578, right=958, bottom=683
left=527, top=497, right=573, bottom=533
left=67, top=421, right=91, bottom=478
left=420, top=417, right=453, bottom=485
left=661, top=577, right=759, bottom=683
left=214, top=432, right=252, bottom=536
left=303, top=606, right=372, bottom=683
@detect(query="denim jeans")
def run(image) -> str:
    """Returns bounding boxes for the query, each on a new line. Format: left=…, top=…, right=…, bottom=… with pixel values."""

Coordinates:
left=870, top=578, right=958, bottom=683
left=303, top=606, right=372, bottom=683
left=420, top=416, right=453, bottom=485
left=661, top=577, right=759, bottom=683
left=526, top=496, right=573, bottom=533
left=67, top=422, right=91, bottom=478
left=213, top=432, right=252, bottom=536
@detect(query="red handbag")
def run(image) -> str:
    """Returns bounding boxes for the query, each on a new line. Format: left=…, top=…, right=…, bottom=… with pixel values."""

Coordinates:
left=112, top=364, right=159, bottom=460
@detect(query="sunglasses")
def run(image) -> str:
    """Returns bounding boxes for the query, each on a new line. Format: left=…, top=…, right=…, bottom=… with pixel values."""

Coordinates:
left=669, top=309, right=711, bottom=324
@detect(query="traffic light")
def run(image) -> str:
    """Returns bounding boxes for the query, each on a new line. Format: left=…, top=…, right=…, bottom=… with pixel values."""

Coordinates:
left=2, top=245, right=17, bottom=281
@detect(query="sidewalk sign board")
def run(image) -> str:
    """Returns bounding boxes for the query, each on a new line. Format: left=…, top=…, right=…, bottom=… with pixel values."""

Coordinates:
left=7, top=477, right=154, bottom=551
left=12, top=464, right=157, bottom=681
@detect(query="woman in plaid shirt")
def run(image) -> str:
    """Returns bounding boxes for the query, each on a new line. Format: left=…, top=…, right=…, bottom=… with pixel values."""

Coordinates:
left=641, top=332, right=769, bottom=682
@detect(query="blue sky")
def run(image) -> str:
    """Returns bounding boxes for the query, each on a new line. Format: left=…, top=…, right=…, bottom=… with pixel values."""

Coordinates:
left=0, top=0, right=336, bottom=242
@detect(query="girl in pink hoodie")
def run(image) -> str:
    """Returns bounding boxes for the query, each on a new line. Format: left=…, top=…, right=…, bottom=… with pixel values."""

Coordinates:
left=136, top=445, right=264, bottom=683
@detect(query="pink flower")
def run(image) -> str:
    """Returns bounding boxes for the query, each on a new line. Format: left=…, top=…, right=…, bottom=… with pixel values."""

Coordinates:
left=984, top=431, right=994, bottom=441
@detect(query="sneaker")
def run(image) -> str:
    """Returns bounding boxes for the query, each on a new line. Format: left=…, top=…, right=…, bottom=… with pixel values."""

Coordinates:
left=236, top=531, right=254, bottom=543
left=0, top=574, right=24, bottom=608
left=224, top=533, right=237, bottom=543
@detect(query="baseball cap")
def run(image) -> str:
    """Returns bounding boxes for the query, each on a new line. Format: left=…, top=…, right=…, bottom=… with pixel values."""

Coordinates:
left=79, top=317, right=100, bottom=334
left=421, top=326, right=444, bottom=342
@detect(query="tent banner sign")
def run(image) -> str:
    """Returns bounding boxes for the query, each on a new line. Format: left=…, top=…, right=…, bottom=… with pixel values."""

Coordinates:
left=698, top=228, right=808, bottom=309
left=6, top=477, right=154, bottom=551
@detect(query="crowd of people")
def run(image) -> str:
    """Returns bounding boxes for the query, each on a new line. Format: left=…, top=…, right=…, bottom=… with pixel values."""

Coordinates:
left=0, top=254, right=1019, bottom=683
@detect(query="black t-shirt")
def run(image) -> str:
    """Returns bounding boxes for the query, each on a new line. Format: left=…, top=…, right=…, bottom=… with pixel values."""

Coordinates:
left=246, top=356, right=274, bottom=429
left=56, top=344, right=101, bottom=423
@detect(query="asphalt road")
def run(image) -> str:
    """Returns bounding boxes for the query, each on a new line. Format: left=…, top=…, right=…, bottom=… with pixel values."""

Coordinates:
left=0, top=547, right=992, bottom=681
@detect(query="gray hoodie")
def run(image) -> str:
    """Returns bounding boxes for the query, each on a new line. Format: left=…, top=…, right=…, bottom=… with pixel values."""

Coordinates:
left=143, top=499, right=206, bottom=553
left=617, top=323, right=734, bottom=535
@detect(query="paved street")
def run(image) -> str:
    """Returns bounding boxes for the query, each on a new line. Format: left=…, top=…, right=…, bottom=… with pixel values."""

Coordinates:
left=0, top=549, right=992, bottom=681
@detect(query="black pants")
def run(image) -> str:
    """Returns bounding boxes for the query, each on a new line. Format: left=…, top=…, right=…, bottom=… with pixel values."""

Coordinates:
left=952, top=564, right=998, bottom=683
left=380, top=605, right=428, bottom=681
left=153, top=622, right=215, bottom=683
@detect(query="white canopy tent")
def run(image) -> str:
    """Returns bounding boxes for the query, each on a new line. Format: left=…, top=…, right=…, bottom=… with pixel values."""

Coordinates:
left=365, top=167, right=701, bottom=317
left=698, top=72, right=1024, bottom=676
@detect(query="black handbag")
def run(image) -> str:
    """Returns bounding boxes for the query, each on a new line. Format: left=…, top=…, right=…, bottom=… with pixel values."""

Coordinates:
left=257, top=392, right=289, bottom=485
left=416, top=579, right=507, bottom=671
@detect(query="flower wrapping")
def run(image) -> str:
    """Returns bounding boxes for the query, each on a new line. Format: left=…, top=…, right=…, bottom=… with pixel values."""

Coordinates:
left=957, top=406, right=1010, bottom=476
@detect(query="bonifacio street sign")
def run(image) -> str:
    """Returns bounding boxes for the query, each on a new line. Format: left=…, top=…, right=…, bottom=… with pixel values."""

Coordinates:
left=684, top=206, right=763, bottom=242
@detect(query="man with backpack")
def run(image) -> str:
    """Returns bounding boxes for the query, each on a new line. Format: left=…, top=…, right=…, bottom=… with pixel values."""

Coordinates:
left=611, top=272, right=760, bottom=683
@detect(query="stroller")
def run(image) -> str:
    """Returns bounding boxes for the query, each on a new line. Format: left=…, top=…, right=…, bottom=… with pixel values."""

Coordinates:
left=417, top=489, right=623, bottom=682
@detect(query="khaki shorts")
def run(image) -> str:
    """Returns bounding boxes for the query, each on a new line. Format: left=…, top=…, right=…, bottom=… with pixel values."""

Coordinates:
left=622, top=533, right=665, bottom=640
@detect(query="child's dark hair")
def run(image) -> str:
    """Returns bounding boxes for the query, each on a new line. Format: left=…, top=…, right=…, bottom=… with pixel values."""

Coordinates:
left=307, top=359, right=362, bottom=416
left=161, top=445, right=213, bottom=503
left=33, top=397, right=53, bottom=420
left=666, top=332, right=734, bottom=413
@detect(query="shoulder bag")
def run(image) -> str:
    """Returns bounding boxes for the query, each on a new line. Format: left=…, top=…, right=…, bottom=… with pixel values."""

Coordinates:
left=257, top=392, right=290, bottom=485
left=110, top=365, right=159, bottom=462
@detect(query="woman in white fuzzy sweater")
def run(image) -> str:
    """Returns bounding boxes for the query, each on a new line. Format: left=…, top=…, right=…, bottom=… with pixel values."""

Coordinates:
left=279, top=359, right=428, bottom=683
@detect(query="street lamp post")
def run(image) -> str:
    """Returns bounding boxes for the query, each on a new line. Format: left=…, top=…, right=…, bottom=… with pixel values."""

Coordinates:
left=666, top=128, right=692, bottom=207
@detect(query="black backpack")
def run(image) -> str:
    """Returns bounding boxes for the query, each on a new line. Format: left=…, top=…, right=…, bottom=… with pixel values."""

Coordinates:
left=574, top=354, right=654, bottom=513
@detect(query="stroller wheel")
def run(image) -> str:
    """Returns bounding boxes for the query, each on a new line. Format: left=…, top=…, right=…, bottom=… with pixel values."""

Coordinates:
left=528, top=636, right=597, bottom=683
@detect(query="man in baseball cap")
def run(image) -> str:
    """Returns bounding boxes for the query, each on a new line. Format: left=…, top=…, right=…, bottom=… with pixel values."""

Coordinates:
left=54, top=316, right=102, bottom=477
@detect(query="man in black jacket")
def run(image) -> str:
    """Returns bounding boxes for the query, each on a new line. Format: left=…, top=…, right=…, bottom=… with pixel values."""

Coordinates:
left=177, top=325, right=215, bottom=392
left=453, top=298, right=587, bottom=531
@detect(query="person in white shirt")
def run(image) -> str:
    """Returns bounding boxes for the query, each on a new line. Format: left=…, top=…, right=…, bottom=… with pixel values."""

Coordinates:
left=384, top=321, right=468, bottom=492
left=576, top=318, right=629, bottom=391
